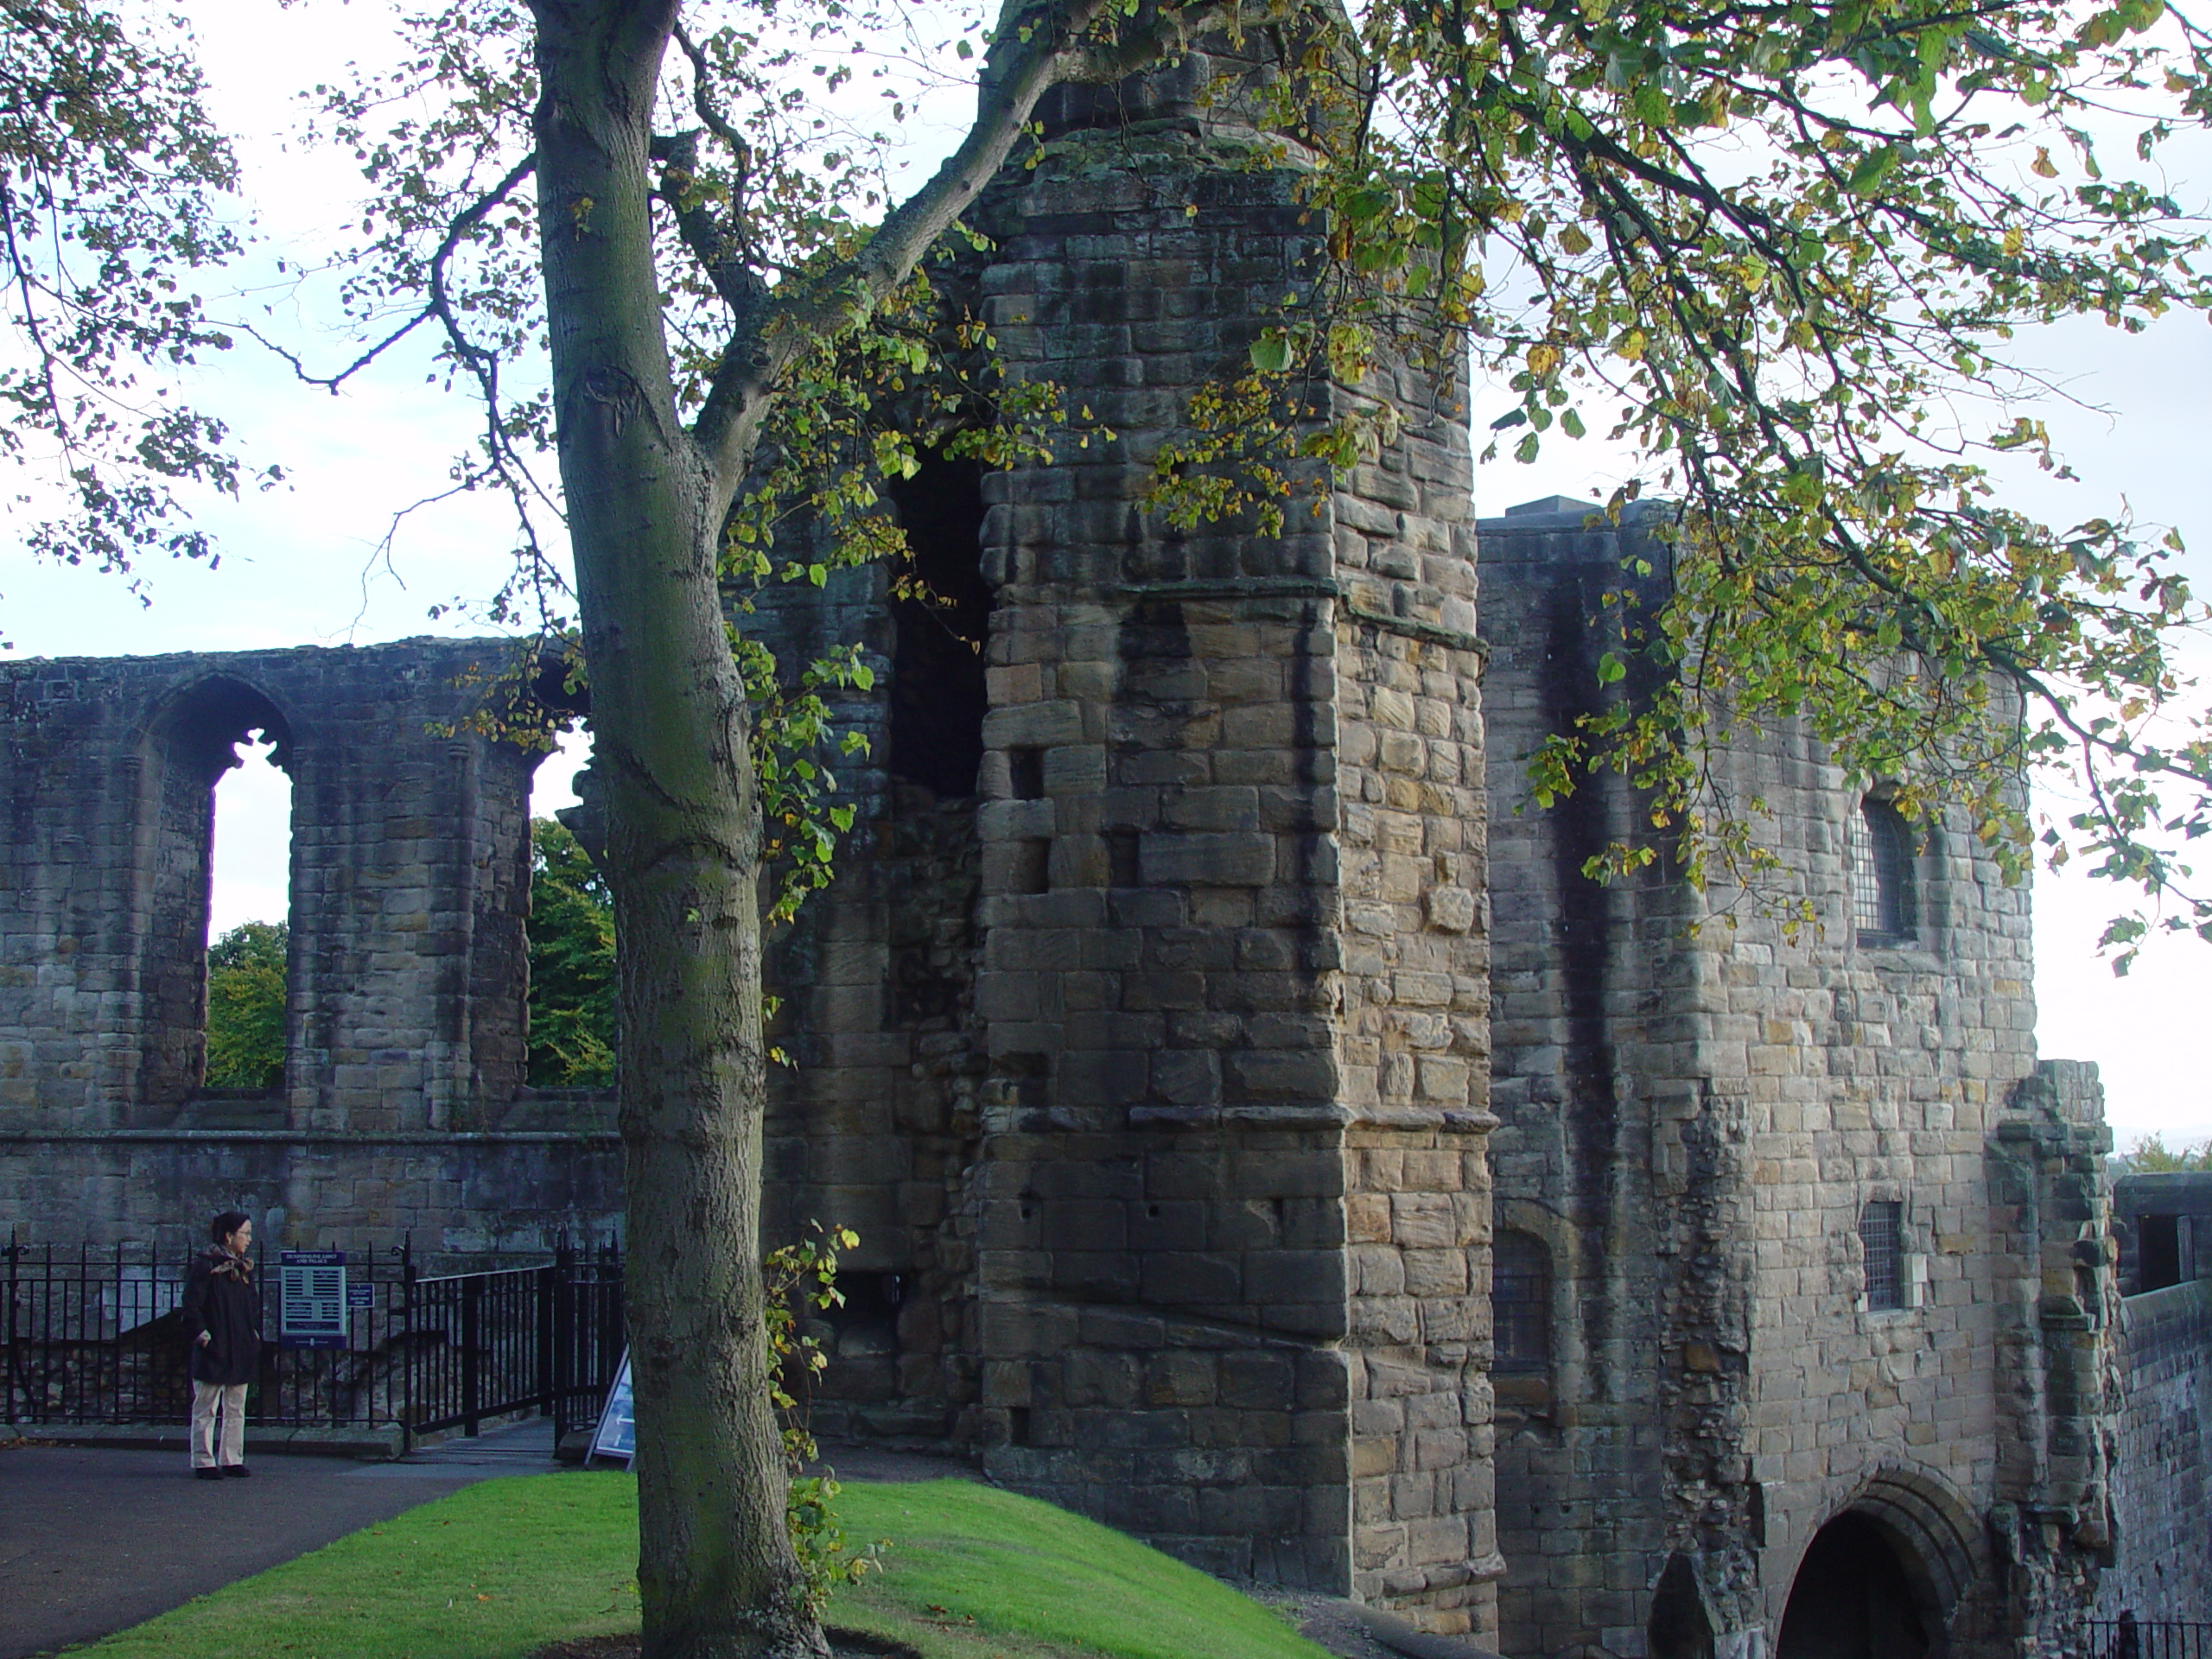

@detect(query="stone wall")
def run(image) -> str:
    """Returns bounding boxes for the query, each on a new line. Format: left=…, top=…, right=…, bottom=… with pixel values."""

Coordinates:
left=2100, top=1279, right=2212, bottom=1622
left=1332, top=406, right=1495, bottom=1624
left=1479, top=500, right=2118, bottom=1659
left=733, top=50, right=1497, bottom=1633
left=0, top=1126, right=620, bottom=1260
left=0, top=639, right=620, bottom=1262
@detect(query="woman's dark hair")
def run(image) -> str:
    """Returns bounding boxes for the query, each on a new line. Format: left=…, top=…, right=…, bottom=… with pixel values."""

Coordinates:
left=210, top=1210, right=251, bottom=1244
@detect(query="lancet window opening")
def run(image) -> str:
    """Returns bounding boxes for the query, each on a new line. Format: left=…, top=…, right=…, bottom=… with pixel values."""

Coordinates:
left=1853, top=795, right=1916, bottom=947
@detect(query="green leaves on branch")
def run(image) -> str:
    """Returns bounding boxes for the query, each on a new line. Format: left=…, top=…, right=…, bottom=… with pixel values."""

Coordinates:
left=0, top=0, right=259, bottom=609
left=1230, top=0, right=2212, bottom=959
left=738, top=636, right=873, bottom=931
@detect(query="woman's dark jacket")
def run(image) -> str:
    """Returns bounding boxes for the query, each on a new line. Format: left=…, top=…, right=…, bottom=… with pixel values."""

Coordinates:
left=181, top=1250, right=262, bottom=1387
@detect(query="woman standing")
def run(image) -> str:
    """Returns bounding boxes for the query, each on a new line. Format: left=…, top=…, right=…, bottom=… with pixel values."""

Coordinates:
left=181, top=1211, right=261, bottom=1480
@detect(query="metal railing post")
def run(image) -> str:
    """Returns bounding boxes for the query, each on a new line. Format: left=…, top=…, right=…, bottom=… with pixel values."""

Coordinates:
left=461, top=1272, right=481, bottom=1438
left=537, top=1256, right=556, bottom=1425
left=400, top=1236, right=417, bottom=1456
left=4, top=1230, right=17, bottom=1427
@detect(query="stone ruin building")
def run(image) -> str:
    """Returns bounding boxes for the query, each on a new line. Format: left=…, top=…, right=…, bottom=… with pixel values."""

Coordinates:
left=0, top=639, right=618, bottom=1256
left=5, top=40, right=2210, bottom=1659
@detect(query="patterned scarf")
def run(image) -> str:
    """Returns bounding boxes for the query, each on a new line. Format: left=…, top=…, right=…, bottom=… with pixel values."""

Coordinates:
left=209, top=1244, right=253, bottom=1282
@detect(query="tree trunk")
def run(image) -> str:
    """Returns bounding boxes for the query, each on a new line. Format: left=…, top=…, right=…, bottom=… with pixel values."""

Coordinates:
left=528, top=3, right=824, bottom=1656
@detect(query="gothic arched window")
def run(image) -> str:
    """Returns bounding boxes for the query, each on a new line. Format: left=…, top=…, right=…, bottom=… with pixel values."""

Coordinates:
left=1853, top=795, right=1916, bottom=947
left=1493, top=1230, right=1552, bottom=1373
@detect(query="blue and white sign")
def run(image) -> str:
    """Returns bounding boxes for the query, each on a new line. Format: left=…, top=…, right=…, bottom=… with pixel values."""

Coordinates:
left=591, top=1350, right=635, bottom=1465
left=277, top=1250, right=348, bottom=1351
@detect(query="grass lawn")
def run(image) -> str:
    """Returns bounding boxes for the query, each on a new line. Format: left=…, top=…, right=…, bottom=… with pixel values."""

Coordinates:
left=75, top=1471, right=1337, bottom=1659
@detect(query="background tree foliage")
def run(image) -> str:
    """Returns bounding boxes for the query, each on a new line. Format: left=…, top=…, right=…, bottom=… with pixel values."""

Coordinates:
left=526, top=815, right=618, bottom=1087
left=0, top=0, right=264, bottom=638
left=2123, top=1132, right=2212, bottom=1169
left=203, top=918, right=285, bottom=1090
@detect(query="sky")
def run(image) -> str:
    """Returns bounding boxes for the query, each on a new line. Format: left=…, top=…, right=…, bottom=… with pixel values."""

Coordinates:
left=5, top=2, right=2209, bottom=1150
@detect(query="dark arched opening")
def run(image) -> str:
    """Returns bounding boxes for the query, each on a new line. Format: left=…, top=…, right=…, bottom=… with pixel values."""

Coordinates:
left=1649, top=1553, right=1713, bottom=1659
left=1777, top=1512, right=1930, bottom=1659
left=885, top=454, right=991, bottom=798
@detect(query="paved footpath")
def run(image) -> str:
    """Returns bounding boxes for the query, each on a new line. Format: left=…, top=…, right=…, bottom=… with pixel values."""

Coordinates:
left=0, top=1421, right=560, bottom=1659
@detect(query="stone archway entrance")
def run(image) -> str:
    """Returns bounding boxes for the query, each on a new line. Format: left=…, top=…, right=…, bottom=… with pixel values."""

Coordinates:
left=1776, top=1512, right=1931, bottom=1659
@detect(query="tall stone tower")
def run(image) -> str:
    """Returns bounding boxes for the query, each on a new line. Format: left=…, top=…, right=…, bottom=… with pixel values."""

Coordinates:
left=1478, top=500, right=2121, bottom=1659
left=748, top=41, right=1500, bottom=1638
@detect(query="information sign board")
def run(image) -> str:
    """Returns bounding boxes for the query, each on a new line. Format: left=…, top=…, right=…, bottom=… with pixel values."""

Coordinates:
left=346, top=1281, right=375, bottom=1311
left=591, top=1350, right=635, bottom=1465
left=278, top=1250, right=349, bottom=1351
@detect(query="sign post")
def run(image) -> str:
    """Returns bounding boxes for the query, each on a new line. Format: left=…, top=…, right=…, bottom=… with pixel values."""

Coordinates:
left=590, top=1349, right=635, bottom=1465
left=277, top=1250, right=349, bottom=1351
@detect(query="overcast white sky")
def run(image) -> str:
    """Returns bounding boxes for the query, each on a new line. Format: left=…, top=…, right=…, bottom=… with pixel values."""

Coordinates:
left=6, top=2, right=2209, bottom=1148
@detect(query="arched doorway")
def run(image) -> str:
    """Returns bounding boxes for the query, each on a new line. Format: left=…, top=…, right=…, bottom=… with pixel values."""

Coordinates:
left=1648, top=1553, right=1714, bottom=1659
left=1777, top=1512, right=1930, bottom=1659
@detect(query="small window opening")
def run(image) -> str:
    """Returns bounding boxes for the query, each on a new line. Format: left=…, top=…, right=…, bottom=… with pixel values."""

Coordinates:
left=1107, top=830, right=1141, bottom=889
left=1007, top=748, right=1046, bottom=800
left=887, top=454, right=992, bottom=797
left=2139, top=1213, right=2182, bottom=1293
left=1493, top=1230, right=1553, bottom=1372
left=1859, top=1200, right=1904, bottom=1311
left=203, top=731, right=292, bottom=1095
left=1006, top=839, right=1051, bottom=895
left=1853, top=796, right=1916, bottom=946
left=1649, top=1553, right=1715, bottom=1659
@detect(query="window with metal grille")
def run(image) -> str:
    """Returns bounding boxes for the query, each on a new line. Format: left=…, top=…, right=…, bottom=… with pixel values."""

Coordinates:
left=1853, top=797, right=1916, bottom=946
left=1859, top=1201, right=1904, bottom=1311
left=1493, top=1231, right=1552, bottom=1372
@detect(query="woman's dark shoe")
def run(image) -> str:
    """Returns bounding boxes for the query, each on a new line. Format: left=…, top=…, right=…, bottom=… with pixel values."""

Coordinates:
left=222, top=1464, right=251, bottom=1478
left=194, top=1467, right=223, bottom=1481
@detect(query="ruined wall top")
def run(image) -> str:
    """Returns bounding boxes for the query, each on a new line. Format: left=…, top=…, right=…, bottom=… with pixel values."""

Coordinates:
left=1, top=636, right=554, bottom=1135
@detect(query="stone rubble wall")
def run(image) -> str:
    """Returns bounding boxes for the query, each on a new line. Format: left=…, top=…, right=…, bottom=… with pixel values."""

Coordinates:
left=2099, top=1278, right=2212, bottom=1622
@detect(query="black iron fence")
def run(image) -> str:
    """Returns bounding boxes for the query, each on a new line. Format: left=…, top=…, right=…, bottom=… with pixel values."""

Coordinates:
left=3, top=1234, right=625, bottom=1451
left=2086, top=1617, right=2212, bottom=1658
